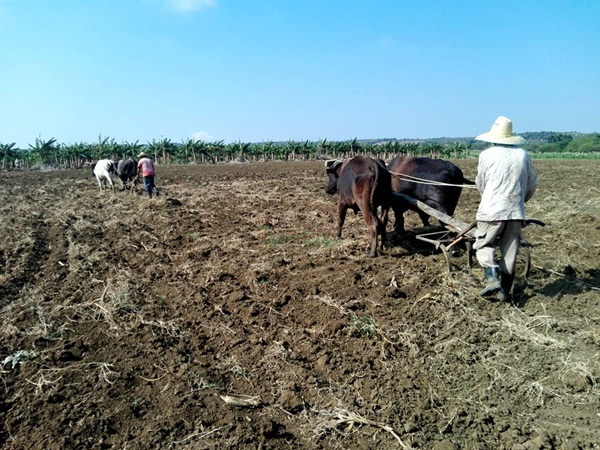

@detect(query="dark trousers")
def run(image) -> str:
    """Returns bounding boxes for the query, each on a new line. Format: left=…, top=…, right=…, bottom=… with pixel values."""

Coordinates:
left=143, top=175, right=156, bottom=197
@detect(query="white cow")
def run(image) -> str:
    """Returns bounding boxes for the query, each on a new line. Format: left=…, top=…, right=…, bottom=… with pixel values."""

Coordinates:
left=93, top=159, right=117, bottom=192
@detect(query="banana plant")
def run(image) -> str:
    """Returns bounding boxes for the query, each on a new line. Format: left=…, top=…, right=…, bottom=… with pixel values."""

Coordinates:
left=148, top=138, right=176, bottom=164
left=0, top=142, right=17, bottom=170
left=207, top=140, right=225, bottom=162
left=122, top=140, right=145, bottom=159
left=28, top=137, right=57, bottom=166
left=317, top=138, right=331, bottom=159
left=256, top=140, right=275, bottom=161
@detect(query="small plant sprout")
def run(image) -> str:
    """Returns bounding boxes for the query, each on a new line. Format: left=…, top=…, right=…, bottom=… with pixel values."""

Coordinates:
left=351, top=314, right=377, bottom=337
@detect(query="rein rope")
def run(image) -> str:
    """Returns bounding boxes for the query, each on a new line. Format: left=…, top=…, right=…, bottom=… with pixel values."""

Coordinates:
left=388, top=171, right=479, bottom=189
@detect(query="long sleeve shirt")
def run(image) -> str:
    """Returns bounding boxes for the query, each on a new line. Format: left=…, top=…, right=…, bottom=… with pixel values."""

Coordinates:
left=475, top=145, right=538, bottom=221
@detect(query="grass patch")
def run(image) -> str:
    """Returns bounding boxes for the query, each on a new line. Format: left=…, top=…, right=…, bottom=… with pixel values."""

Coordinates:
left=302, top=236, right=338, bottom=249
left=267, top=234, right=299, bottom=245
left=351, top=314, right=377, bottom=337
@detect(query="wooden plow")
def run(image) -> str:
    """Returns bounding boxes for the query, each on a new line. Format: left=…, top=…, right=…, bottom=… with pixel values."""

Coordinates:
left=394, top=193, right=543, bottom=276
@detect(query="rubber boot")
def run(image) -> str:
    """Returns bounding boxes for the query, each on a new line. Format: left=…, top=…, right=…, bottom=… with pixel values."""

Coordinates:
left=498, top=272, right=515, bottom=302
left=480, top=267, right=502, bottom=298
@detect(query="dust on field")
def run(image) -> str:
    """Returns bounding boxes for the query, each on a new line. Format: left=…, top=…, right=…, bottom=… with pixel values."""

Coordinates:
left=1, top=160, right=599, bottom=449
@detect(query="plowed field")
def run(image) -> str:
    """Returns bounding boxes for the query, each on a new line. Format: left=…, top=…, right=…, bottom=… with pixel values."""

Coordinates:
left=1, top=159, right=599, bottom=449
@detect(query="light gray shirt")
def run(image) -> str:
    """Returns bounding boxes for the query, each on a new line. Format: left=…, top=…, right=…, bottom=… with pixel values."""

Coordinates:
left=475, top=145, right=538, bottom=221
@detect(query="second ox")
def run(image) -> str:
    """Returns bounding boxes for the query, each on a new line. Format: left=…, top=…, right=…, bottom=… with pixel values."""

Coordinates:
left=325, top=156, right=391, bottom=257
left=387, top=156, right=474, bottom=233
left=92, top=159, right=117, bottom=192
left=117, top=157, right=138, bottom=191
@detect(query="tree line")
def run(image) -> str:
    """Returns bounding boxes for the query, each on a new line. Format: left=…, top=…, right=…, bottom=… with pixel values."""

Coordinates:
left=0, top=132, right=598, bottom=171
left=0, top=136, right=469, bottom=171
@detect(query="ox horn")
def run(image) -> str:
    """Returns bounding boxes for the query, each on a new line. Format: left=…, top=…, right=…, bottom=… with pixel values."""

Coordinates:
left=325, top=159, right=343, bottom=169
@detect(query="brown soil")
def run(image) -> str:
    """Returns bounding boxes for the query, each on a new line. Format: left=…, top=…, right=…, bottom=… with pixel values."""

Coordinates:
left=1, top=159, right=599, bottom=450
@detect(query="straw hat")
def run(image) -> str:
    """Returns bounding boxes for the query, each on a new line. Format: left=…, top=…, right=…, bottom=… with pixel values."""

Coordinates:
left=138, top=152, right=147, bottom=158
left=475, top=116, right=526, bottom=146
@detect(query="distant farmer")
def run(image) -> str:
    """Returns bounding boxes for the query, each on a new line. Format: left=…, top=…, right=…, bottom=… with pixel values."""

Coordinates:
left=136, top=152, right=159, bottom=198
left=473, top=116, right=538, bottom=301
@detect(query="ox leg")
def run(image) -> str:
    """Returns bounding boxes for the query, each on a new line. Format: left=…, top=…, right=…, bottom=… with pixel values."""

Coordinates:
left=96, top=175, right=102, bottom=190
left=392, top=207, right=405, bottom=234
left=378, top=206, right=390, bottom=251
left=417, top=211, right=430, bottom=228
left=390, top=197, right=406, bottom=234
left=364, top=212, right=379, bottom=257
left=358, top=204, right=380, bottom=257
left=337, top=204, right=348, bottom=238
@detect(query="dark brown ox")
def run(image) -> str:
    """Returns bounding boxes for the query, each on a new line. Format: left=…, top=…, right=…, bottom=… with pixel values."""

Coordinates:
left=325, top=156, right=391, bottom=257
left=116, top=158, right=138, bottom=191
left=387, top=156, right=474, bottom=233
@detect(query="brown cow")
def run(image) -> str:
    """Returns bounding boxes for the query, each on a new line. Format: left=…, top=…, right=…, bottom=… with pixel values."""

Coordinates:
left=387, top=156, right=474, bottom=233
left=325, top=156, right=391, bottom=257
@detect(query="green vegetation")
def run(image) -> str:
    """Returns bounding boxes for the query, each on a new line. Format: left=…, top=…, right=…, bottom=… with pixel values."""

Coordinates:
left=351, top=314, right=378, bottom=337
left=524, top=132, right=600, bottom=154
left=0, top=132, right=598, bottom=170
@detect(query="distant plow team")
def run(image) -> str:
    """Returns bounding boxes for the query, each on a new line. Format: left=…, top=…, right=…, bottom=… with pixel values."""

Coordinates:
left=91, top=152, right=159, bottom=198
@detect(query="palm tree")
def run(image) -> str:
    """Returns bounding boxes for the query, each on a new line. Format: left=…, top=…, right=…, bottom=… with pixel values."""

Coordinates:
left=88, top=135, right=117, bottom=161
left=448, top=142, right=467, bottom=158
left=317, top=139, right=331, bottom=159
left=347, top=138, right=363, bottom=158
left=122, top=140, right=145, bottom=160
left=400, top=142, right=420, bottom=156
left=207, top=140, right=225, bottom=163
left=285, top=140, right=303, bottom=161
left=225, top=141, right=251, bottom=161
left=0, top=142, right=17, bottom=170
left=179, top=138, right=196, bottom=164
left=64, top=142, right=91, bottom=168
left=297, top=140, right=312, bottom=160
left=423, top=143, right=444, bottom=158
left=195, top=140, right=215, bottom=163
left=257, top=140, right=275, bottom=161
left=148, top=138, right=176, bottom=164
left=28, top=137, right=58, bottom=167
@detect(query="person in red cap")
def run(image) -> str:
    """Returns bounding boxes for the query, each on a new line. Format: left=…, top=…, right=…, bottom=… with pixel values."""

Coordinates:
left=473, top=116, right=538, bottom=301
left=136, top=152, right=159, bottom=198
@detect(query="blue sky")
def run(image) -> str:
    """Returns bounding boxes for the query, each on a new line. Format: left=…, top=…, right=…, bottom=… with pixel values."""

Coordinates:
left=1, top=0, right=598, bottom=148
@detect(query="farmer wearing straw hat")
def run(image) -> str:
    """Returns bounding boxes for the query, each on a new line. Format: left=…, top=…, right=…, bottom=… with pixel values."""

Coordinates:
left=136, top=152, right=159, bottom=198
left=473, top=116, right=538, bottom=301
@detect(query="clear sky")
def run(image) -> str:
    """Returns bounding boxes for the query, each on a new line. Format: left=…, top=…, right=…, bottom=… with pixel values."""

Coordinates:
left=1, top=0, right=598, bottom=149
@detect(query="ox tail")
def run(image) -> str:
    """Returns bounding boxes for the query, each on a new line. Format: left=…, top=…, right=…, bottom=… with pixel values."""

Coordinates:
left=370, top=163, right=379, bottom=214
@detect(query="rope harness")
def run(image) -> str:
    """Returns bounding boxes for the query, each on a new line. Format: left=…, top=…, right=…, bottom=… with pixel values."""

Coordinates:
left=388, top=171, right=479, bottom=189
left=325, top=159, right=478, bottom=189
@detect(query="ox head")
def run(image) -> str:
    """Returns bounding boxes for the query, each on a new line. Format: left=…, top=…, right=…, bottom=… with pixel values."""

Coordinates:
left=324, top=159, right=344, bottom=195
